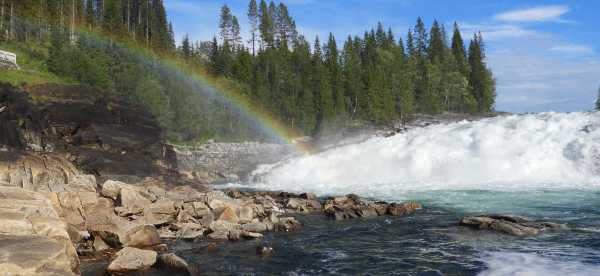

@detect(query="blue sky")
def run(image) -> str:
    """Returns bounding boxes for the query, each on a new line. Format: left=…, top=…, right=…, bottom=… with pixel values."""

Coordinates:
left=165, top=0, right=600, bottom=113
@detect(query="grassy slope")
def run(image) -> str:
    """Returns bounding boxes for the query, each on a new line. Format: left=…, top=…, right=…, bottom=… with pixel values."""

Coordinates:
left=0, top=42, right=73, bottom=87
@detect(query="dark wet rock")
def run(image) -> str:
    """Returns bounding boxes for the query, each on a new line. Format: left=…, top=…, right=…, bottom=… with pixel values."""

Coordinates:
left=460, top=214, right=569, bottom=236
left=157, top=253, right=193, bottom=275
left=256, top=245, right=274, bottom=256
left=387, top=201, right=422, bottom=216
left=275, top=217, right=302, bottom=232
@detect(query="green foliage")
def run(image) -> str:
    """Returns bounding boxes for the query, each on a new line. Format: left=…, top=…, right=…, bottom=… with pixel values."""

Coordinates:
left=1, top=0, right=497, bottom=142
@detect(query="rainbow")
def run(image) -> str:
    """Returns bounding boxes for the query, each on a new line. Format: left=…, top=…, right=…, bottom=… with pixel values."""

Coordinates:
left=16, top=21, right=313, bottom=155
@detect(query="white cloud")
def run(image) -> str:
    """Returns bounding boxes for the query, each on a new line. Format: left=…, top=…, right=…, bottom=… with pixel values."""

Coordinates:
left=489, top=50, right=600, bottom=112
left=494, top=5, right=570, bottom=22
left=549, top=44, right=594, bottom=54
left=459, top=23, right=538, bottom=41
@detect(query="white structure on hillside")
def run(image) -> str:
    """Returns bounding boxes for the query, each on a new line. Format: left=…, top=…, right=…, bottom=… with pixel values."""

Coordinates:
left=0, top=50, right=19, bottom=69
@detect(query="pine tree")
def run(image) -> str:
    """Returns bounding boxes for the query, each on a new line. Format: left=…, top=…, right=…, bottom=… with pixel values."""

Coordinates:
left=247, top=0, right=258, bottom=55
left=325, top=33, right=345, bottom=117
left=427, top=20, right=445, bottom=64
left=231, top=16, right=241, bottom=49
left=219, top=5, right=233, bottom=45
left=451, top=22, right=468, bottom=76
left=181, top=34, right=191, bottom=59
left=258, top=0, right=274, bottom=48
left=414, top=17, right=428, bottom=58
left=468, top=32, right=495, bottom=112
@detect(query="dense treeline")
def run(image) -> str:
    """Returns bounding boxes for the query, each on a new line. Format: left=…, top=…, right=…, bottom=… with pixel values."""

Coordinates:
left=0, top=0, right=496, bottom=141
left=202, top=0, right=496, bottom=134
left=0, top=0, right=259, bottom=142
left=0, top=0, right=174, bottom=51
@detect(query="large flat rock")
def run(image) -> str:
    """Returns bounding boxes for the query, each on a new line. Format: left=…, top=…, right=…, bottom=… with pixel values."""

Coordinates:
left=0, top=235, right=77, bottom=275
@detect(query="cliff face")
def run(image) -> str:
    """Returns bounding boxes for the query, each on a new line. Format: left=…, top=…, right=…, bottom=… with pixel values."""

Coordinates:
left=0, top=83, right=176, bottom=179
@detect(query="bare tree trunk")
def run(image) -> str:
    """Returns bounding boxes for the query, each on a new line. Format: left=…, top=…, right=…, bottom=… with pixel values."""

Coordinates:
left=145, top=0, right=149, bottom=45
left=126, top=0, right=130, bottom=35
left=1, top=0, right=5, bottom=38
left=39, top=0, right=43, bottom=40
left=70, top=0, right=75, bottom=44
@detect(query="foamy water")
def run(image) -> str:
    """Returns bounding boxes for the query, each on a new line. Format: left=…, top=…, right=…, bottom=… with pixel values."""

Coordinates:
left=250, top=112, right=600, bottom=199
left=480, top=252, right=600, bottom=276
left=216, top=112, right=600, bottom=275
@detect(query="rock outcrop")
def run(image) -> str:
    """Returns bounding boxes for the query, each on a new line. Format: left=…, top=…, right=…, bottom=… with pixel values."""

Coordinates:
left=0, top=186, right=79, bottom=275
left=460, top=214, right=569, bottom=236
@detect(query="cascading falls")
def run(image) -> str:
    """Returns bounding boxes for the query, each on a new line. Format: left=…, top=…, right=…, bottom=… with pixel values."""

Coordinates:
left=251, top=112, right=600, bottom=200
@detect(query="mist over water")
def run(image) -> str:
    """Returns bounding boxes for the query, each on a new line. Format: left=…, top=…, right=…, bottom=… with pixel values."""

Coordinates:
left=252, top=112, right=600, bottom=200
left=239, top=112, right=600, bottom=275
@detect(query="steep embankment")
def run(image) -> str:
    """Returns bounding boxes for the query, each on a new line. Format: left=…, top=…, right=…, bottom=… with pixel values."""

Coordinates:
left=0, top=83, right=177, bottom=180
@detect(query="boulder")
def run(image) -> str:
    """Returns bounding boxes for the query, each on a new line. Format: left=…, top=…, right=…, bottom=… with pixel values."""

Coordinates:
left=171, top=223, right=205, bottom=240
left=106, top=247, right=157, bottom=274
left=122, top=224, right=161, bottom=249
left=166, top=185, right=206, bottom=203
left=217, top=207, right=239, bottom=223
left=143, top=199, right=178, bottom=225
left=93, top=235, right=110, bottom=251
left=241, top=222, right=269, bottom=233
left=460, top=214, right=568, bottom=237
left=0, top=187, right=79, bottom=273
left=65, top=174, right=97, bottom=193
left=242, top=231, right=263, bottom=239
left=387, top=201, right=422, bottom=216
left=120, top=187, right=153, bottom=210
left=275, top=217, right=301, bottom=232
left=237, top=205, right=254, bottom=223
left=285, top=198, right=310, bottom=213
left=0, top=235, right=78, bottom=275
left=101, top=180, right=126, bottom=200
left=157, top=253, right=192, bottom=275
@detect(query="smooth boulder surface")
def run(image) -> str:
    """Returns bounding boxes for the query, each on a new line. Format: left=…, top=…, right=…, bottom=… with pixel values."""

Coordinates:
left=0, top=186, right=79, bottom=274
left=106, top=247, right=157, bottom=274
left=122, top=224, right=161, bottom=249
left=0, top=235, right=77, bottom=276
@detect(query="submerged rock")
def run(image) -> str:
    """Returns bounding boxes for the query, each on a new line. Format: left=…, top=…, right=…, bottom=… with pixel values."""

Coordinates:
left=460, top=214, right=568, bottom=236
left=323, top=194, right=420, bottom=221
left=157, top=253, right=193, bottom=275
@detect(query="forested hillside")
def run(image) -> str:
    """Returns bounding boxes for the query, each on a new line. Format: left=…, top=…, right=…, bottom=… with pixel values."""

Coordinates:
left=0, top=0, right=496, bottom=141
left=202, top=1, right=496, bottom=134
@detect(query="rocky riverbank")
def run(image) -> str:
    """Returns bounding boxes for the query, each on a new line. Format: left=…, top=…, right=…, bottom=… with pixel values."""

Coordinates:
left=4, top=83, right=566, bottom=275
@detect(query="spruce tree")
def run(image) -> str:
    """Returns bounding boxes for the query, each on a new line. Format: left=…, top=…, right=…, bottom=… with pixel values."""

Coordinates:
left=247, top=0, right=258, bottom=55
left=451, top=22, right=468, bottom=76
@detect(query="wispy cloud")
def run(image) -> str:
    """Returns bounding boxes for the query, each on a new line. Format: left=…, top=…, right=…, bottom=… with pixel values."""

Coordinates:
left=494, top=5, right=570, bottom=23
left=459, top=23, right=538, bottom=41
left=549, top=44, right=594, bottom=54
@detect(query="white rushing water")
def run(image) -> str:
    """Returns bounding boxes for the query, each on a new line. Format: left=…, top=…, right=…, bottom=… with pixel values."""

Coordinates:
left=250, top=112, right=600, bottom=200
